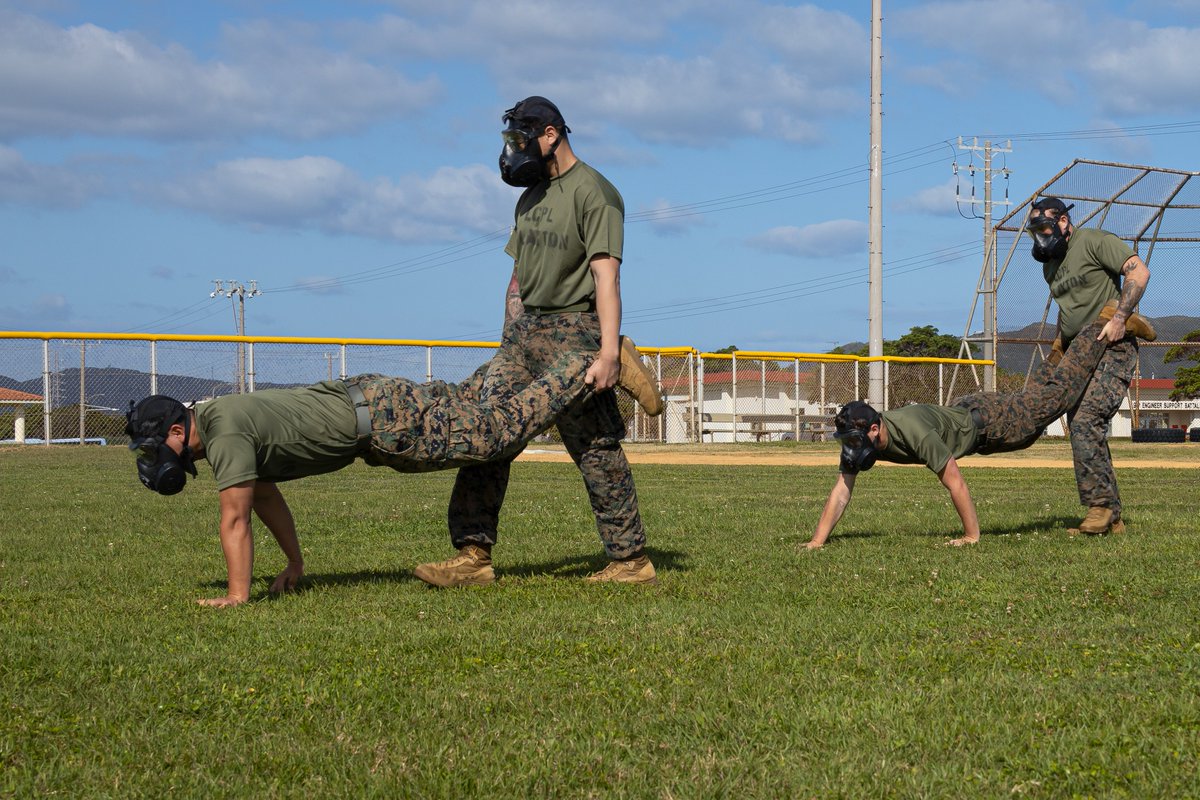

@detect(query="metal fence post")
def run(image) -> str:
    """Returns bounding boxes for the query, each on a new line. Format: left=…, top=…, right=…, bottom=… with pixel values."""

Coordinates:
left=247, top=343, right=256, bottom=392
left=42, top=340, right=51, bottom=446
left=884, top=361, right=890, bottom=410
left=794, top=359, right=800, bottom=438
left=656, top=351, right=663, bottom=443
left=731, top=352, right=738, bottom=443
left=150, top=340, right=157, bottom=396
left=820, top=362, right=827, bottom=418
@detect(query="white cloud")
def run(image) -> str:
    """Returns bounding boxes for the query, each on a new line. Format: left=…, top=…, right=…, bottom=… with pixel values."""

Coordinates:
left=0, top=293, right=73, bottom=329
left=350, top=3, right=864, bottom=147
left=893, top=177, right=960, bottom=216
left=637, top=199, right=709, bottom=237
left=892, top=2, right=1200, bottom=116
left=0, top=11, right=440, bottom=141
left=160, top=157, right=514, bottom=242
left=747, top=219, right=867, bottom=257
left=0, top=145, right=101, bottom=208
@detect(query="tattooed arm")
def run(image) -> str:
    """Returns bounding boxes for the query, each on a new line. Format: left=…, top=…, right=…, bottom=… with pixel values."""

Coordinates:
left=1099, top=255, right=1150, bottom=343
left=504, top=265, right=524, bottom=327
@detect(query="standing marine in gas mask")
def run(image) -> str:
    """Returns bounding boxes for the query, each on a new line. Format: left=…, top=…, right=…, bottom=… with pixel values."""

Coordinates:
left=415, top=96, right=663, bottom=588
left=805, top=302, right=1155, bottom=550
left=1026, top=196, right=1151, bottom=535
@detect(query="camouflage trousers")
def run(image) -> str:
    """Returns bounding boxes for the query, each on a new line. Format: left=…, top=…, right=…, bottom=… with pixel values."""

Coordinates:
left=951, top=321, right=1111, bottom=455
left=1067, top=335, right=1137, bottom=516
left=447, top=311, right=647, bottom=560
left=953, top=321, right=1136, bottom=515
left=348, top=350, right=592, bottom=473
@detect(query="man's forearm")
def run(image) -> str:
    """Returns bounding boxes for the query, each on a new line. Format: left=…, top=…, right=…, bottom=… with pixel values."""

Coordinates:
left=254, top=482, right=302, bottom=567
left=938, top=459, right=980, bottom=542
left=1112, top=257, right=1150, bottom=320
left=593, top=265, right=621, bottom=358
left=504, top=266, right=524, bottom=326
left=809, top=475, right=854, bottom=548
left=218, top=513, right=255, bottom=602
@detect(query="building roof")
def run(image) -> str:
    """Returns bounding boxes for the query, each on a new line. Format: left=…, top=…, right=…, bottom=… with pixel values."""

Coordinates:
left=0, top=388, right=42, bottom=402
left=1132, top=379, right=1176, bottom=390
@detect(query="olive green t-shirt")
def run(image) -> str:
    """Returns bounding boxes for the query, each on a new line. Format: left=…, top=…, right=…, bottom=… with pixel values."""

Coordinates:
left=504, top=160, right=624, bottom=311
left=1042, top=227, right=1132, bottom=345
left=195, top=381, right=360, bottom=490
left=878, top=405, right=979, bottom=474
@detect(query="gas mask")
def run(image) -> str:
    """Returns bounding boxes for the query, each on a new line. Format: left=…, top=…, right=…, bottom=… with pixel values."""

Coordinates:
left=836, top=428, right=879, bottom=474
left=1028, top=212, right=1069, bottom=263
left=498, top=98, right=571, bottom=187
left=125, top=396, right=197, bottom=495
left=498, top=123, right=550, bottom=187
left=833, top=400, right=881, bottom=473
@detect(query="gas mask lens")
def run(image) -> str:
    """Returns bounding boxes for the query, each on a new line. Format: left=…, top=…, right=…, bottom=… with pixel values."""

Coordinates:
left=835, top=429, right=867, bottom=449
left=502, top=129, right=536, bottom=150
left=1026, top=212, right=1059, bottom=234
left=133, top=441, right=159, bottom=463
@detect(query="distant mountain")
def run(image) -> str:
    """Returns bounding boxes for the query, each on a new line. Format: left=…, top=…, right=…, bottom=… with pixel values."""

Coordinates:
left=0, top=367, right=302, bottom=409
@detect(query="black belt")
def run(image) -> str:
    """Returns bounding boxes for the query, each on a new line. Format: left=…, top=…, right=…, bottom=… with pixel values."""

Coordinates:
left=969, top=407, right=989, bottom=450
left=341, top=381, right=372, bottom=441
left=523, top=300, right=596, bottom=316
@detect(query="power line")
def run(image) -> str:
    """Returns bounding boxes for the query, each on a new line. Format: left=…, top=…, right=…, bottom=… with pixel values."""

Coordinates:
left=129, top=119, right=1200, bottom=332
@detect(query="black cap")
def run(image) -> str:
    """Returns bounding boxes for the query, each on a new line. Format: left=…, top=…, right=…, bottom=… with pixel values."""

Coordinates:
left=125, top=395, right=186, bottom=447
left=1032, top=197, right=1074, bottom=214
left=503, top=96, right=570, bottom=133
left=834, top=400, right=880, bottom=437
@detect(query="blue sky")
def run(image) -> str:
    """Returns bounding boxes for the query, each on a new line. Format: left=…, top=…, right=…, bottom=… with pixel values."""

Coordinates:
left=2, top=0, right=1199, bottom=353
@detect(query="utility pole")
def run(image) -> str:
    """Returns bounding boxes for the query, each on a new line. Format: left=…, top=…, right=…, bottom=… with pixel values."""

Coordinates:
left=867, top=0, right=884, bottom=407
left=957, top=137, right=1012, bottom=392
left=324, top=352, right=334, bottom=382
left=211, top=280, right=261, bottom=394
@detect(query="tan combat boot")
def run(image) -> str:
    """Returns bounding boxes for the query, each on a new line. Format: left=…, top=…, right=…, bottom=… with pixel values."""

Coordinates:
left=584, top=553, right=659, bottom=585
left=413, top=544, right=495, bottom=587
left=618, top=336, right=664, bottom=416
left=1047, top=335, right=1064, bottom=366
left=1075, top=507, right=1117, bottom=536
left=1098, top=301, right=1157, bottom=342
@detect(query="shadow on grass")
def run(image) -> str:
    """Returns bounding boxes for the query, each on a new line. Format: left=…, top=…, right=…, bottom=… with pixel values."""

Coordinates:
left=197, top=547, right=690, bottom=599
left=492, top=546, right=689, bottom=580
left=907, top=515, right=1086, bottom=540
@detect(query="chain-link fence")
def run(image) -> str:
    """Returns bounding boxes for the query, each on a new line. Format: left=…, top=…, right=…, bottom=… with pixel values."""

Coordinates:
left=1, top=334, right=989, bottom=447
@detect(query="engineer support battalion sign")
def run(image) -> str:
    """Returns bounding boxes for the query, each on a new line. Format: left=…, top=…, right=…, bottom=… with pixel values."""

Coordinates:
left=1138, top=400, right=1200, bottom=411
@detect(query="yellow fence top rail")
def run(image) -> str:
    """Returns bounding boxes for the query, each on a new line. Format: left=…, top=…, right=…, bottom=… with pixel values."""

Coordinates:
left=0, top=331, right=501, bottom=348
left=699, top=350, right=994, bottom=366
left=0, top=331, right=994, bottom=366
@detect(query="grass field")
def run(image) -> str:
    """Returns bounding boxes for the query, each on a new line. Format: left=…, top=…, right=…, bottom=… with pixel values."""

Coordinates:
left=2, top=444, right=1198, bottom=798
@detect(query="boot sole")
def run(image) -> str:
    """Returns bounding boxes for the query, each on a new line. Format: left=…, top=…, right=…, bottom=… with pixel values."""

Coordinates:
left=413, top=567, right=496, bottom=588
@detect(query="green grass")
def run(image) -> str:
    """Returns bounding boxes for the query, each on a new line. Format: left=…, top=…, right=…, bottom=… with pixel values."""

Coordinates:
left=2, top=446, right=1198, bottom=798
